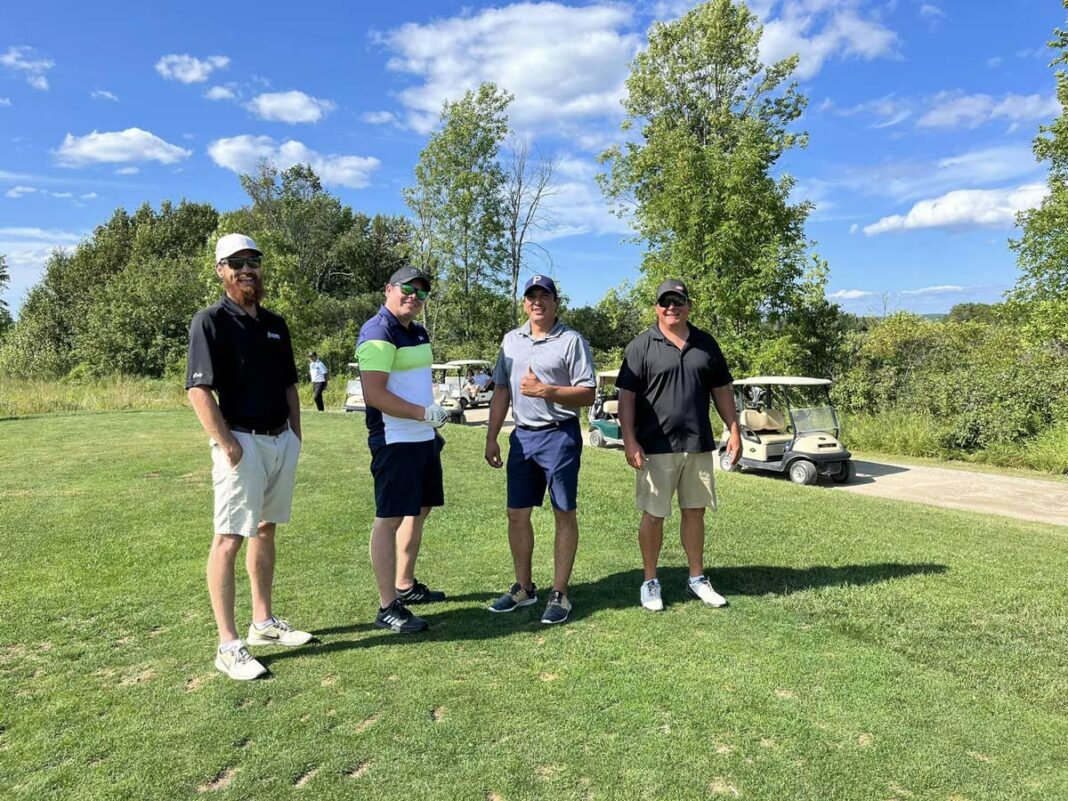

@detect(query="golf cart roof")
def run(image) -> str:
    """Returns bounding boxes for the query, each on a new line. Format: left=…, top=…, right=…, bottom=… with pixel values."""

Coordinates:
left=347, top=362, right=358, bottom=368
left=445, top=359, right=493, bottom=367
left=597, top=370, right=620, bottom=381
left=734, top=376, right=832, bottom=387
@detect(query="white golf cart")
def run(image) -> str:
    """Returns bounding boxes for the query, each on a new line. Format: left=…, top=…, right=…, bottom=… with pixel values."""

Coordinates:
left=720, top=376, right=854, bottom=485
left=446, top=359, right=496, bottom=410
left=587, top=370, right=623, bottom=448
left=344, top=361, right=365, bottom=412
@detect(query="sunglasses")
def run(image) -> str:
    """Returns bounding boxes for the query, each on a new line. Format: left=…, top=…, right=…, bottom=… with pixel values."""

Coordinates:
left=658, top=296, right=688, bottom=308
left=222, top=256, right=262, bottom=270
left=397, top=283, right=429, bottom=300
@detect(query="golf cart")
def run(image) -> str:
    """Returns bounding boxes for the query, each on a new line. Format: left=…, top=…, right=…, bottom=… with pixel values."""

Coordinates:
left=431, top=363, right=468, bottom=424
left=719, top=376, right=854, bottom=485
left=445, top=359, right=496, bottom=410
left=344, top=362, right=365, bottom=412
left=588, top=370, right=623, bottom=448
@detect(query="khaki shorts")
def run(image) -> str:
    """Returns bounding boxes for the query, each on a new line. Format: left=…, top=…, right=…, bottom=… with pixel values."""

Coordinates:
left=636, top=451, right=717, bottom=518
left=211, top=428, right=301, bottom=537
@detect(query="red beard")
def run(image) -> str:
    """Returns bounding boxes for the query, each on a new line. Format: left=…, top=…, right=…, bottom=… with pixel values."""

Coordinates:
left=224, top=272, right=264, bottom=305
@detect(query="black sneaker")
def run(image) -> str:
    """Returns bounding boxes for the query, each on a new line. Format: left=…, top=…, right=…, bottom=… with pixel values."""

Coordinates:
left=395, top=579, right=446, bottom=605
left=374, top=600, right=429, bottom=633
left=540, top=590, right=572, bottom=625
left=488, top=582, right=538, bottom=613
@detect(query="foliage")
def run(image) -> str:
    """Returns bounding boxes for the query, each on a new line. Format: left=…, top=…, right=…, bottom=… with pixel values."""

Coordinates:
left=946, top=302, right=999, bottom=325
left=599, top=0, right=831, bottom=376
left=0, top=254, right=11, bottom=335
left=503, top=137, right=556, bottom=326
left=563, top=283, right=645, bottom=368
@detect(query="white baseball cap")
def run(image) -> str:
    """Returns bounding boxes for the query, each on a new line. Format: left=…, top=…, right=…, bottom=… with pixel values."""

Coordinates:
left=215, top=233, right=262, bottom=263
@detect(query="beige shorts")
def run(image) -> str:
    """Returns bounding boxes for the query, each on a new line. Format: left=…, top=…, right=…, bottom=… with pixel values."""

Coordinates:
left=636, top=451, right=717, bottom=518
left=211, top=428, right=301, bottom=537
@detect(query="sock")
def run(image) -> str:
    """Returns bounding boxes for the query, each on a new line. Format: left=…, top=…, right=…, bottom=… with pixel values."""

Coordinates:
left=253, top=616, right=277, bottom=630
left=219, top=638, right=242, bottom=653
left=688, top=575, right=705, bottom=586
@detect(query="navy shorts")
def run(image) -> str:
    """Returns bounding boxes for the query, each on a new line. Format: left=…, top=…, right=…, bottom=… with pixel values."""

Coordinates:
left=506, top=419, right=582, bottom=512
left=370, top=435, right=445, bottom=518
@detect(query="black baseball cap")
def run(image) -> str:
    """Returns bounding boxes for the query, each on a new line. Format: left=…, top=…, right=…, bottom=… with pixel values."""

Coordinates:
left=655, top=279, right=689, bottom=302
left=523, top=274, right=558, bottom=297
left=389, top=266, right=431, bottom=291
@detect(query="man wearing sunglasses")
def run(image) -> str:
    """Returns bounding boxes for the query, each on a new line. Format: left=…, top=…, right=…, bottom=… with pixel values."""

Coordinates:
left=186, top=233, right=311, bottom=681
left=484, top=275, right=596, bottom=625
left=617, top=279, right=741, bottom=613
left=356, top=266, right=449, bottom=634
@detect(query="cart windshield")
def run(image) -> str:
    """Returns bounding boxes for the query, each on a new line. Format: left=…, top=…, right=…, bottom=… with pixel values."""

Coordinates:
left=789, top=405, right=839, bottom=435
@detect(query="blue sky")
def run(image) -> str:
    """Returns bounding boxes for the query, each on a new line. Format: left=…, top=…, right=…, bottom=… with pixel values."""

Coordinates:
left=1, top=0, right=1064, bottom=316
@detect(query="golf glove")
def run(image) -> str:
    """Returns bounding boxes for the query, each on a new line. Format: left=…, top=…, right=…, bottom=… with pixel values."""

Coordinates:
left=424, top=403, right=449, bottom=428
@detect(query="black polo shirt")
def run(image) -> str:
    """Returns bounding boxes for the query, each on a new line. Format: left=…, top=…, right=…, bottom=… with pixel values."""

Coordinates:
left=185, top=294, right=298, bottom=430
left=617, top=322, right=733, bottom=454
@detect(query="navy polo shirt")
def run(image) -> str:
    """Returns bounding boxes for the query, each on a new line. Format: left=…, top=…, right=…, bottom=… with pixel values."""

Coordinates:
left=185, top=295, right=298, bottom=430
left=617, top=322, right=733, bottom=454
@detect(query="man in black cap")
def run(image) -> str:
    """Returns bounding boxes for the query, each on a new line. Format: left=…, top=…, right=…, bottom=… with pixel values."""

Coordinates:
left=616, top=279, right=741, bottom=613
left=187, top=233, right=312, bottom=681
left=355, top=266, right=449, bottom=634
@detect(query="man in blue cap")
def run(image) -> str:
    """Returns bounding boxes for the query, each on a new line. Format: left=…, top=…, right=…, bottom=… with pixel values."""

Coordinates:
left=484, top=275, right=596, bottom=624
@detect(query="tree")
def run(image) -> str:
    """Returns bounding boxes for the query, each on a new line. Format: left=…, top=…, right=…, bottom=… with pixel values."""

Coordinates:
left=0, top=254, right=12, bottom=335
left=947, top=302, right=998, bottom=325
left=504, top=136, right=556, bottom=326
left=1010, top=1, right=1068, bottom=347
left=404, top=83, right=512, bottom=351
left=599, top=0, right=825, bottom=374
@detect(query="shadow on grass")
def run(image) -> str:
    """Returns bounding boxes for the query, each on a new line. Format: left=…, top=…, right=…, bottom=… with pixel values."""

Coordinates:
left=259, top=561, right=946, bottom=666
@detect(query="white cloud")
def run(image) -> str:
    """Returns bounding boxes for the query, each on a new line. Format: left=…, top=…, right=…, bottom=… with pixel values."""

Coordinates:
left=986, top=56, right=1003, bottom=68
left=81, top=192, right=98, bottom=199
left=51, top=191, right=73, bottom=198
left=901, top=285, right=964, bottom=296
left=0, top=97, right=11, bottom=107
left=4, top=185, right=36, bottom=198
left=55, top=128, right=192, bottom=167
left=918, top=4, right=945, bottom=21
left=0, top=46, right=54, bottom=90
left=0, top=226, right=81, bottom=242
left=828, top=289, right=875, bottom=300
left=863, top=182, right=1048, bottom=235
left=155, top=54, right=229, bottom=84
left=835, top=94, right=911, bottom=128
left=0, top=227, right=83, bottom=313
left=204, top=84, right=237, bottom=101
left=377, top=2, right=641, bottom=134
left=90, top=89, right=119, bottom=102
left=115, top=166, right=139, bottom=175
left=246, top=90, right=336, bottom=123
left=758, top=2, right=898, bottom=80
left=534, top=156, right=633, bottom=241
left=207, top=135, right=381, bottom=188
left=918, top=91, right=1060, bottom=129
left=362, top=110, right=398, bottom=125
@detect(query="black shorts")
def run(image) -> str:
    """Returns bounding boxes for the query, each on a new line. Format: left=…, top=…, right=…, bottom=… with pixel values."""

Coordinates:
left=370, top=436, right=445, bottom=518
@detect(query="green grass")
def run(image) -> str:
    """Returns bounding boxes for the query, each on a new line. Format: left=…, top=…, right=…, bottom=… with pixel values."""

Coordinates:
left=1, top=412, right=1067, bottom=800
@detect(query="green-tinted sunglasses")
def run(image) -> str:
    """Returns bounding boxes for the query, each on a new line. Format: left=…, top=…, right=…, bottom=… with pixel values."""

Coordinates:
left=398, top=283, right=429, bottom=300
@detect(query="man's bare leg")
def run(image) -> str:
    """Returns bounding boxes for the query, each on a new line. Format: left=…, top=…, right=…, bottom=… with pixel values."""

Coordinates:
left=395, top=507, right=430, bottom=591
left=551, top=508, right=579, bottom=592
left=638, top=512, right=665, bottom=581
left=506, top=507, right=535, bottom=589
left=370, top=516, right=403, bottom=607
left=207, top=534, right=244, bottom=644
left=246, top=521, right=276, bottom=624
left=679, top=507, right=706, bottom=577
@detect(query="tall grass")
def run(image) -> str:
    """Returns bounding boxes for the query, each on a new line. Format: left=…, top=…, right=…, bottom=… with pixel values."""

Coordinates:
left=0, top=377, right=189, bottom=418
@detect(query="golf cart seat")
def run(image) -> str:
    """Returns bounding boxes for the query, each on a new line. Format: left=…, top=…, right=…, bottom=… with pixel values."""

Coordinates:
left=601, top=399, right=619, bottom=417
left=740, top=408, right=793, bottom=444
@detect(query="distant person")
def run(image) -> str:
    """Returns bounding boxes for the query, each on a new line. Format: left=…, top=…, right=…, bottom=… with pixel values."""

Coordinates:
left=308, top=352, right=329, bottom=412
left=464, top=368, right=491, bottom=398
left=186, top=233, right=311, bottom=681
left=484, top=276, right=596, bottom=625
left=356, top=266, right=449, bottom=634
left=617, top=279, right=741, bottom=612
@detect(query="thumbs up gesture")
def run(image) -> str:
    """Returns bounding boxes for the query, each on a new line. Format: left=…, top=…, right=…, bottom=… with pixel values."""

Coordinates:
left=520, top=365, right=546, bottom=398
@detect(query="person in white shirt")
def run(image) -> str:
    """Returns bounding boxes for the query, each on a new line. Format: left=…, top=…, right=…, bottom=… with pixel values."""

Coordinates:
left=308, top=352, right=329, bottom=412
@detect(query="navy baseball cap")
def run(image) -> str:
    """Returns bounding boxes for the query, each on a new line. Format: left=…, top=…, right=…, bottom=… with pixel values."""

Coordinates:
left=389, top=265, right=431, bottom=290
left=523, top=274, right=558, bottom=297
left=655, top=279, right=689, bottom=302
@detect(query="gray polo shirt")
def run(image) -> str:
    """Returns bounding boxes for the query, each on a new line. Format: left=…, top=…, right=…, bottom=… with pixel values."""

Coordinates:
left=493, top=320, right=595, bottom=426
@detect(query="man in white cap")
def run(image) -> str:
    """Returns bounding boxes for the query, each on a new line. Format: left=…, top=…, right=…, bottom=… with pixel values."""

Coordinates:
left=186, top=233, right=312, bottom=680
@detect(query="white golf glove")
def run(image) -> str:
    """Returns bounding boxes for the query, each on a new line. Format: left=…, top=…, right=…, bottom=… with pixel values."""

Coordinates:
left=424, top=403, right=449, bottom=428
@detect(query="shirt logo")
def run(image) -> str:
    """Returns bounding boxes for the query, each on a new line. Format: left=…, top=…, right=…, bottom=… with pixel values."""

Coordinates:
left=267, top=332, right=281, bottom=340
left=192, top=371, right=203, bottom=379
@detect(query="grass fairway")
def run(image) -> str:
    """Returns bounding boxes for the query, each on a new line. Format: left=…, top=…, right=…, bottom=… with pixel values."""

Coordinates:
left=1, top=411, right=1066, bottom=801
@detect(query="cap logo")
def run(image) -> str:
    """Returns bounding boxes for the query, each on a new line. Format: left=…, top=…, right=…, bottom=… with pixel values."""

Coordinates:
left=534, top=275, right=542, bottom=282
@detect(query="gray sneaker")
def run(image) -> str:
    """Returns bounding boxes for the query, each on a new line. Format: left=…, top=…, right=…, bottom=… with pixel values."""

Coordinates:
left=488, top=582, right=538, bottom=613
left=246, top=617, right=313, bottom=647
left=214, top=642, right=267, bottom=681
left=540, top=590, right=572, bottom=625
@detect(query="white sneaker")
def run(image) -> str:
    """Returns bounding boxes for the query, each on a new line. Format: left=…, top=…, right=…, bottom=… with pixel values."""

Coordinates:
left=687, top=576, right=728, bottom=608
left=246, top=617, right=313, bottom=647
left=214, top=642, right=268, bottom=680
left=640, top=579, right=664, bottom=611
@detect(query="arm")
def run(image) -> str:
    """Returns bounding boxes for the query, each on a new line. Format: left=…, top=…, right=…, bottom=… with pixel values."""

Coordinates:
left=519, top=368, right=595, bottom=407
left=286, top=384, right=302, bottom=440
left=618, top=388, right=646, bottom=470
left=361, top=371, right=427, bottom=420
left=484, top=385, right=511, bottom=468
left=187, top=386, right=242, bottom=467
left=712, top=384, right=741, bottom=465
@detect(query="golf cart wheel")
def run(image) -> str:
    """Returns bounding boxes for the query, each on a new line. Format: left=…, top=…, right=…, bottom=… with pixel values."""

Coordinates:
left=719, top=451, right=735, bottom=472
left=458, top=396, right=469, bottom=410
left=789, top=459, right=818, bottom=486
left=832, top=459, right=855, bottom=484
left=589, top=429, right=605, bottom=448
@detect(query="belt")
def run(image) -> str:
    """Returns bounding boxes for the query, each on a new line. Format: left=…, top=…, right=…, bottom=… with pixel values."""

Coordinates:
left=516, top=419, right=576, bottom=432
left=230, top=422, right=289, bottom=436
